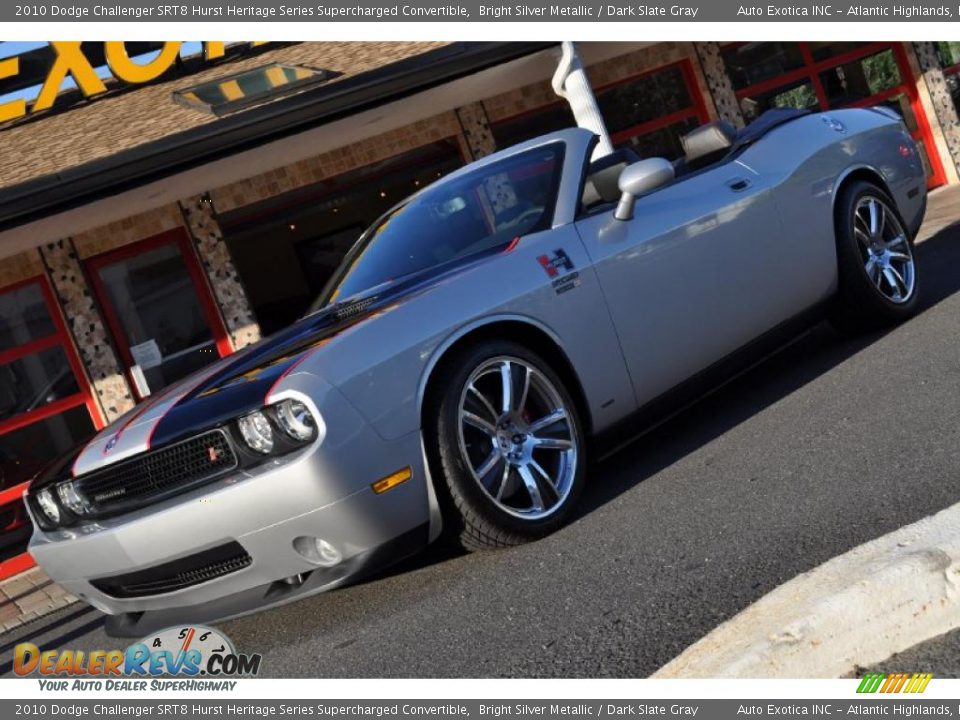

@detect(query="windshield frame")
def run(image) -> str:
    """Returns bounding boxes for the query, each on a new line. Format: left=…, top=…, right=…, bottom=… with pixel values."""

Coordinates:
left=310, top=141, right=568, bottom=312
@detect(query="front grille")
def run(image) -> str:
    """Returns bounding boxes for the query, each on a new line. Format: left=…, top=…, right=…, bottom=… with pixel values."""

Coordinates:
left=78, top=429, right=237, bottom=514
left=91, top=542, right=252, bottom=598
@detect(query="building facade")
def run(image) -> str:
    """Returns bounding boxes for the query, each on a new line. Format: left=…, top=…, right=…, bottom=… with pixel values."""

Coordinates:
left=1, top=39, right=959, bottom=577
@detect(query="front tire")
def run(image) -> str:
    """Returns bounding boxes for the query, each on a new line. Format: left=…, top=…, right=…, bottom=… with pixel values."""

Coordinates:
left=426, top=340, right=586, bottom=552
left=830, top=181, right=920, bottom=333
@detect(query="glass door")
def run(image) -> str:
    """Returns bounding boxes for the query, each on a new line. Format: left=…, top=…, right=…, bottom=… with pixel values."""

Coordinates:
left=86, top=229, right=232, bottom=400
left=0, top=276, right=103, bottom=578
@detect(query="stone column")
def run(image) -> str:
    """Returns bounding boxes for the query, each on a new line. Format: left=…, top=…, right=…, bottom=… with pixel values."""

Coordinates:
left=694, top=42, right=746, bottom=129
left=911, top=42, right=960, bottom=180
left=39, top=239, right=134, bottom=423
left=179, top=194, right=261, bottom=350
left=456, top=102, right=497, bottom=159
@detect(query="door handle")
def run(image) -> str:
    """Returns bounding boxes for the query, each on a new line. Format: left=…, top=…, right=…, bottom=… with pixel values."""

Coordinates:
left=726, top=177, right=753, bottom=192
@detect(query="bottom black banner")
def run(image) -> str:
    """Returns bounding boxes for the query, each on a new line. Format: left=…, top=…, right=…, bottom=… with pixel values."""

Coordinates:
left=3, top=700, right=958, bottom=720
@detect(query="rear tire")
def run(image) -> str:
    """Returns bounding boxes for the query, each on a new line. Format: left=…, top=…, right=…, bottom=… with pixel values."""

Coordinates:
left=829, top=181, right=919, bottom=333
left=425, top=340, right=586, bottom=552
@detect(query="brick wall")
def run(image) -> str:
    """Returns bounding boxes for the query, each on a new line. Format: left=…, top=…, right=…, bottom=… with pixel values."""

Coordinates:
left=72, top=203, right=185, bottom=259
left=179, top=195, right=260, bottom=350
left=211, top=113, right=464, bottom=213
left=39, top=238, right=134, bottom=421
left=911, top=42, right=960, bottom=183
left=0, top=249, right=44, bottom=289
left=694, top=42, right=746, bottom=128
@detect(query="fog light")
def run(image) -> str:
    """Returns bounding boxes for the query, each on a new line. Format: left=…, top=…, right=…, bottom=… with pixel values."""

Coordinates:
left=275, top=400, right=316, bottom=442
left=238, top=411, right=274, bottom=454
left=57, top=481, right=91, bottom=516
left=35, top=489, right=60, bottom=525
left=293, top=536, right=342, bottom=567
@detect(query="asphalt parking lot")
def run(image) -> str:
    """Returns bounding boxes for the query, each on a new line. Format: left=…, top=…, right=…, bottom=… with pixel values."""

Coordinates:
left=2, top=194, right=959, bottom=678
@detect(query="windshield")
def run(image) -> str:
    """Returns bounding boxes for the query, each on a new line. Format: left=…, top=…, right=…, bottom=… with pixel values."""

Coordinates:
left=312, top=143, right=565, bottom=309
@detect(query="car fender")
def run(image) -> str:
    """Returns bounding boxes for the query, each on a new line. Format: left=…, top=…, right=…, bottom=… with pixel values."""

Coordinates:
left=414, top=312, right=568, bottom=417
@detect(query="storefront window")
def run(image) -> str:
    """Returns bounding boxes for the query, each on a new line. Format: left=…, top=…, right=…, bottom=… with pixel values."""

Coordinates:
left=721, top=42, right=806, bottom=91
left=807, top=42, right=870, bottom=62
left=0, top=283, right=57, bottom=349
left=819, top=50, right=901, bottom=106
left=0, top=347, right=81, bottom=416
left=221, top=138, right=465, bottom=334
left=491, top=61, right=708, bottom=162
left=0, top=406, right=94, bottom=494
left=491, top=105, right=575, bottom=150
left=722, top=42, right=945, bottom=188
left=0, top=278, right=101, bottom=570
left=741, top=79, right=818, bottom=121
left=597, top=64, right=693, bottom=132
left=91, top=241, right=222, bottom=396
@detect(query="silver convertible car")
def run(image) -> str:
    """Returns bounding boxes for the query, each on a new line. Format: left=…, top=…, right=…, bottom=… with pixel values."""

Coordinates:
left=27, top=107, right=926, bottom=635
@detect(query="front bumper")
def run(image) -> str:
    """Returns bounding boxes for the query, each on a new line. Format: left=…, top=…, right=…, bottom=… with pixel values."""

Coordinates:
left=29, top=378, right=433, bottom=637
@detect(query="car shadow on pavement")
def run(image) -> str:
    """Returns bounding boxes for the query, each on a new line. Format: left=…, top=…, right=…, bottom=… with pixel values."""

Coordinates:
left=0, top=604, right=103, bottom=676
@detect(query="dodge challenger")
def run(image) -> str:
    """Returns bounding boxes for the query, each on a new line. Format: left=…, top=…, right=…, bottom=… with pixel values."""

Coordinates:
left=25, top=107, right=926, bottom=635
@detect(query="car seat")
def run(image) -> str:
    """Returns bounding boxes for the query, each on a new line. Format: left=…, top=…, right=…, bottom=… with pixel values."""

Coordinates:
left=581, top=147, right=641, bottom=212
left=678, top=120, right=737, bottom=174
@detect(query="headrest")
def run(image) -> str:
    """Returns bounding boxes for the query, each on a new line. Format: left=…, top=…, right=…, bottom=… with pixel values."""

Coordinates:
left=582, top=148, right=640, bottom=207
left=681, top=121, right=737, bottom=165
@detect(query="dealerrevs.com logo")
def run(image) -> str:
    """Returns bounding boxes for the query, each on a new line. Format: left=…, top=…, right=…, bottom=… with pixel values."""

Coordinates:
left=14, top=625, right=261, bottom=691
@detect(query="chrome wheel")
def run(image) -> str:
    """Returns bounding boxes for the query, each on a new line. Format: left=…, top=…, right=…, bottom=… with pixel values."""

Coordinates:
left=457, top=356, right=578, bottom=520
left=853, top=196, right=915, bottom=304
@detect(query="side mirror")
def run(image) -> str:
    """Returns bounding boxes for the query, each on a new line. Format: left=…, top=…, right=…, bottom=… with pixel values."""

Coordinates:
left=614, top=158, right=675, bottom=221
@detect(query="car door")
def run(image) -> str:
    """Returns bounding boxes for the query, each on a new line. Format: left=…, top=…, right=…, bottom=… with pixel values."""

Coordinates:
left=573, top=159, right=798, bottom=407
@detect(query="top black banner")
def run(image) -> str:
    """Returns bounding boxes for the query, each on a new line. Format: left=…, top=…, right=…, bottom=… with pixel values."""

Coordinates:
left=6, top=0, right=960, bottom=22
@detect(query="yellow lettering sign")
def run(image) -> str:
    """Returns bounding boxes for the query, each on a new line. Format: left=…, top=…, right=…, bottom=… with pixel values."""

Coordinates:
left=105, top=41, right=182, bottom=84
left=0, top=57, right=25, bottom=122
left=33, top=41, right=107, bottom=112
left=0, top=42, right=268, bottom=122
left=203, top=42, right=226, bottom=61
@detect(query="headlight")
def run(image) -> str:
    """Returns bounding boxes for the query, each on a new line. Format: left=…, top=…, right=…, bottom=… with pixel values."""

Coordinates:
left=56, top=481, right=91, bottom=516
left=238, top=410, right=274, bottom=454
left=35, top=489, right=61, bottom=525
left=275, top=400, right=316, bottom=442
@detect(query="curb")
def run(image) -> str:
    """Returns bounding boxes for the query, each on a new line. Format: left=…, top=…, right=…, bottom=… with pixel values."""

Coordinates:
left=653, top=501, right=960, bottom=678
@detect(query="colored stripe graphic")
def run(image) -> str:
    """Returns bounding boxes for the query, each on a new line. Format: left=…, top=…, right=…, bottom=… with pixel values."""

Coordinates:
left=857, top=672, right=932, bottom=693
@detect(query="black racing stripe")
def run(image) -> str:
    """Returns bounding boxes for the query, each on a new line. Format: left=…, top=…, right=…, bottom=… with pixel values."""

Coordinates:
left=148, top=299, right=383, bottom=447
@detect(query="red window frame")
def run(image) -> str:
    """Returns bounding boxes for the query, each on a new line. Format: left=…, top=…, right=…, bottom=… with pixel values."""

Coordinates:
left=606, top=61, right=711, bottom=148
left=85, top=228, right=233, bottom=402
left=0, top=275, right=105, bottom=580
left=491, top=59, right=711, bottom=153
left=724, top=42, right=947, bottom=188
